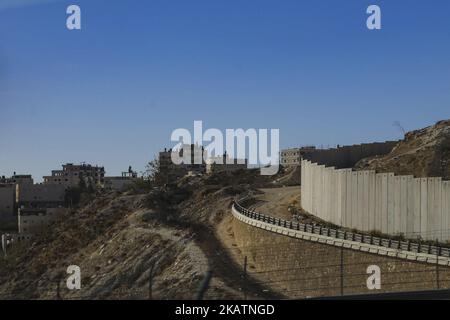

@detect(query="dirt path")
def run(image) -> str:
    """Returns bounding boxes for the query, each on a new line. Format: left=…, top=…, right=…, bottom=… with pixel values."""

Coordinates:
left=251, top=186, right=301, bottom=220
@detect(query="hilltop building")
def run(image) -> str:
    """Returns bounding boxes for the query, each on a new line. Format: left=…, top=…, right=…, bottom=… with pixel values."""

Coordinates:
left=205, top=154, right=248, bottom=174
left=159, top=144, right=207, bottom=180
left=0, top=174, right=34, bottom=186
left=1, top=233, right=33, bottom=254
left=0, top=173, right=34, bottom=224
left=280, top=146, right=317, bottom=167
left=16, top=184, right=66, bottom=209
left=105, top=166, right=139, bottom=191
left=1, top=172, right=67, bottom=252
left=18, top=207, right=67, bottom=234
left=0, top=184, right=15, bottom=223
left=43, top=163, right=105, bottom=189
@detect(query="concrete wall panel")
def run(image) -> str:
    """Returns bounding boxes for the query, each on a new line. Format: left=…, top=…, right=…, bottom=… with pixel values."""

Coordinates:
left=368, top=171, right=376, bottom=232
left=420, top=178, right=428, bottom=240
left=426, top=178, right=436, bottom=241
left=345, top=169, right=353, bottom=228
left=357, top=172, right=365, bottom=230
left=300, top=160, right=450, bottom=242
left=380, top=173, right=389, bottom=234
left=351, top=172, right=359, bottom=229
left=393, top=176, right=401, bottom=234
left=387, top=173, right=395, bottom=235
left=399, top=176, right=408, bottom=235
left=434, top=178, right=442, bottom=242
left=405, top=176, right=414, bottom=236
left=412, top=178, right=421, bottom=238
left=443, top=182, right=450, bottom=241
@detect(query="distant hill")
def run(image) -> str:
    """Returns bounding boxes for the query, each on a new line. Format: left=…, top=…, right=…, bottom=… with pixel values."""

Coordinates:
left=355, top=120, right=450, bottom=180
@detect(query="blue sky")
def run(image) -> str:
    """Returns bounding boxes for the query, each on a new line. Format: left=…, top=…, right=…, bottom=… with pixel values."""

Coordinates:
left=0, top=0, right=449, bottom=180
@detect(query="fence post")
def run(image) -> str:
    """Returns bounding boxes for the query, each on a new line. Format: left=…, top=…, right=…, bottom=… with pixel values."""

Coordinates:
left=436, top=245, right=440, bottom=290
left=195, top=270, right=213, bottom=300
left=243, top=256, right=248, bottom=300
left=56, top=278, right=62, bottom=300
left=148, top=262, right=155, bottom=300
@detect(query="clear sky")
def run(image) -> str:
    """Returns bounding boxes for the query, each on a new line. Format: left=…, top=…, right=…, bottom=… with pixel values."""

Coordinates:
left=0, top=0, right=449, bottom=181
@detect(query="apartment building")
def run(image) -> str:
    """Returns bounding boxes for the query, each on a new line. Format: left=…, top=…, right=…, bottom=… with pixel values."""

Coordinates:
left=105, top=167, right=138, bottom=191
left=280, top=146, right=317, bottom=167
left=18, top=207, right=67, bottom=234
left=159, top=144, right=207, bottom=180
left=0, top=184, right=15, bottom=223
left=17, top=184, right=66, bottom=209
left=43, top=163, right=105, bottom=189
left=2, top=233, right=33, bottom=253
left=0, top=174, right=34, bottom=186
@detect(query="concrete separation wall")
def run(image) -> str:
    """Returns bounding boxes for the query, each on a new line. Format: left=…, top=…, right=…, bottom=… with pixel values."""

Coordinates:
left=301, top=160, right=450, bottom=241
left=302, top=141, right=398, bottom=169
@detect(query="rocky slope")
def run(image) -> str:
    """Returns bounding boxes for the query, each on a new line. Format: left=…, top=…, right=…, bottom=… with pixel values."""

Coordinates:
left=355, top=120, right=450, bottom=179
left=0, top=169, right=279, bottom=300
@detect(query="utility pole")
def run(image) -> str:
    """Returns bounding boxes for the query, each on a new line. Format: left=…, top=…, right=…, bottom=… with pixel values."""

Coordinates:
left=243, top=256, right=248, bottom=300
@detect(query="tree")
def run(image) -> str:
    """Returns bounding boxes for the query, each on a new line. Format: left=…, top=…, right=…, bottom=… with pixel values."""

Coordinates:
left=87, top=181, right=95, bottom=194
left=145, top=158, right=166, bottom=186
left=65, top=187, right=82, bottom=207
left=78, top=172, right=87, bottom=191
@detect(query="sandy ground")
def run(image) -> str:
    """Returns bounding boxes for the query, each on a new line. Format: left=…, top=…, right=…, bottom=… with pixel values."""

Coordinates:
left=250, top=186, right=301, bottom=220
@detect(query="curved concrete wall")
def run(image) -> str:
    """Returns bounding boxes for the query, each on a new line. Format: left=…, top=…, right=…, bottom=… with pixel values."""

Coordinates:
left=301, top=160, right=450, bottom=241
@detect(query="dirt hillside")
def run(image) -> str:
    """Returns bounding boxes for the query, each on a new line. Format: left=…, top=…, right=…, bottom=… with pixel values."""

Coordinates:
left=355, top=120, right=450, bottom=179
left=0, top=169, right=282, bottom=300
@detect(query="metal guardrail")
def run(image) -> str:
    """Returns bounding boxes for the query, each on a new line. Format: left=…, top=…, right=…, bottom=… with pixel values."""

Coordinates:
left=233, top=201, right=450, bottom=258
